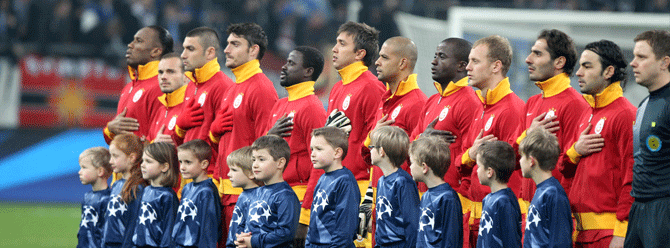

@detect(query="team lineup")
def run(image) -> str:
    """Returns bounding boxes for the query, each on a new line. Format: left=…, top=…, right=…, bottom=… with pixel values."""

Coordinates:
left=75, top=21, right=670, bottom=248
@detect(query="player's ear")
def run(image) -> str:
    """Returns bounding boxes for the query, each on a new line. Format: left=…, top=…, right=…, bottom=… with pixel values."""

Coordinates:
left=150, top=47, right=163, bottom=60
left=554, top=56, right=567, bottom=71
left=355, top=49, right=366, bottom=62
left=160, top=162, right=170, bottom=173
left=334, top=147, right=344, bottom=159
left=421, top=162, right=430, bottom=174
left=277, top=157, right=287, bottom=169
left=199, top=159, right=210, bottom=170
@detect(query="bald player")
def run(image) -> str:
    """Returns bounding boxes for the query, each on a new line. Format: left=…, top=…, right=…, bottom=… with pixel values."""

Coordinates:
left=361, top=36, right=427, bottom=245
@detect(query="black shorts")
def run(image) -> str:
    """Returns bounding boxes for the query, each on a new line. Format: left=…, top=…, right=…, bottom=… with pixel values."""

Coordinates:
left=624, top=197, right=670, bottom=248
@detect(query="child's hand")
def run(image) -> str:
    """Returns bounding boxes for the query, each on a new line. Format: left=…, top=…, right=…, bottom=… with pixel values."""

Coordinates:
left=235, top=232, right=253, bottom=248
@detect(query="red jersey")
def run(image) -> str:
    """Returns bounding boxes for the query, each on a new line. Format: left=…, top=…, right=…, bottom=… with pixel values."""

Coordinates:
left=146, top=85, right=186, bottom=143
left=104, top=61, right=163, bottom=143
left=261, top=81, right=327, bottom=225
left=211, top=59, right=278, bottom=204
left=562, top=82, right=635, bottom=241
left=516, top=73, right=589, bottom=206
left=368, top=74, right=427, bottom=188
left=409, top=76, right=482, bottom=198
left=327, top=61, right=385, bottom=184
left=455, top=78, right=524, bottom=225
left=176, top=59, right=233, bottom=175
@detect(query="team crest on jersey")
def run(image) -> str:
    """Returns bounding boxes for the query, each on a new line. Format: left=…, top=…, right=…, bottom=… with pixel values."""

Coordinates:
left=418, top=207, right=435, bottom=232
left=198, top=92, right=207, bottom=107
left=439, top=106, right=451, bottom=121
left=312, top=189, right=329, bottom=212
left=391, top=105, right=402, bottom=120
left=525, top=204, right=541, bottom=230
left=647, top=135, right=661, bottom=152
left=231, top=206, right=243, bottom=226
left=594, top=118, right=606, bottom=134
left=544, top=108, right=556, bottom=120
left=132, top=89, right=144, bottom=103
left=484, top=115, right=494, bottom=131
left=479, top=210, right=493, bottom=236
left=80, top=205, right=99, bottom=228
left=342, top=94, right=352, bottom=111
left=287, top=111, right=295, bottom=119
left=139, top=202, right=157, bottom=225
left=168, top=116, right=177, bottom=130
left=376, top=196, right=393, bottom=220
left=248, top=200, right=272, bottom=223
left=233, top=93, right=244, bottom=109
left=107, top=195, right=128, bottom=217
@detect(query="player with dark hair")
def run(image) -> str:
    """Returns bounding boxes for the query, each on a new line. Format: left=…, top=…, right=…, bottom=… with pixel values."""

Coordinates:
left=517, top=29, right=589, bottom=223
left=561, top=39, right=635, bottom=248
left=261, top=46, right=328, bottom=246
left=625, top=30, right=670, bottom=248
left=325, top=21, right=386, bottom=247
left=104, top=26, right=174, bottom=145
left=209, top=22, right=278, bottom=244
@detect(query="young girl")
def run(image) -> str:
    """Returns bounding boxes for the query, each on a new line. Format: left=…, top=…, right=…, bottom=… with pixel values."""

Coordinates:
left=132, top=142, right=180, bottom=247
left=102, top=134, right=147, bottom=248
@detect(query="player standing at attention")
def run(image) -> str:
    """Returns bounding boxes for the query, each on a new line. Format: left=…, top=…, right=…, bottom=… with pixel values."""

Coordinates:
left=455, top=35, right=525, bottom=247
left=624, top=30, right=670, bottom=248
left=324, top=21, right=386, bottom=247
left=261, top=46, right=327, bottom=246
left=563, top=40, right=635, bottom=248
left=517, top=30, right=589, bottom=216
left=209, top=22, right=278, bottom=244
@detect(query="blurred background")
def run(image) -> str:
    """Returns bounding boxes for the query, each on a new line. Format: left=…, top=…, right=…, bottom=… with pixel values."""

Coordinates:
left=0, top=0, right=667, bottom=246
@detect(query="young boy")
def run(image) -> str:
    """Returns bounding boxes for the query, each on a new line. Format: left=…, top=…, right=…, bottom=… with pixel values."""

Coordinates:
left=519, top=128, right=572, bottom=248
left=78, top=147, right=113, bottom=248
left=475, top=141, right=521, bottom=248
left=172, top=139, right=222, bottom=248
left=235, top=135, right=300, bottom=248
left=369, top=126, right=420, bottom=247
left=409, top=137, right=463, bottom=248
left=225, top=146, right=262, bottom=248
left=306, top=127, right=361, bottom=247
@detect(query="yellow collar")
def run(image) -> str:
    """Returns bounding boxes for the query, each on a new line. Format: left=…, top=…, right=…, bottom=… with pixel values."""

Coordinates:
left=434, top=77, right=469, bottom=97
left=231, top=59, right=263, bottom=84
left=158, top=84, right=187, bottom=107
left=185, top=59, right=220, bottom=84
left=286, top=81, right=315, bottom=102
left=535, top=73, right=571, bottom=98
left=128, top=60, right=159, bottom=81
left=583, top=81, right=623, bottom=108
left=338, top=61, right=368, bottom=85
left=476, top=78, right=513, bottom=105
left=386, top=74, right=419, bottom=100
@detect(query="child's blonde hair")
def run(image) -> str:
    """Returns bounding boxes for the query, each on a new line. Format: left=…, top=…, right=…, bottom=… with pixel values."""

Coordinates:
left=227, top=146, right=254, bottom=175
left=79, top=147, right=113, bottom=178
left=143, top=142, right=180, bottom=188
left=370, top=126, right=410, bottom=168
left=409, top=136, right=450, bottom=178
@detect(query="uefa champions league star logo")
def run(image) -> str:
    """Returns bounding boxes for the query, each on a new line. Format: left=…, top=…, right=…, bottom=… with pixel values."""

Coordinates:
left=248, top=200, right=272, bottom=223
left=526, top=204, right=541, bottom=230
left=107, top=195, right=128, bottom=217
left=177, top=199, right=198, bottom=222
left=418, top=207, right=435, bottom=232
left=478, top=211, right=493, bottom=236
left=376, top=196, right=393, bottom=220
left=138, top=202, right=158, bottom=225
left=231, top=206, right=244, bottom=226
left=312, top=190, right=329, bottom=213
left=81, top=205, right=99, bottom=228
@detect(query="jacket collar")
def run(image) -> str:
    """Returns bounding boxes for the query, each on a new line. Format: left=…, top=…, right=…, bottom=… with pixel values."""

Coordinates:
left=185, top=59, right=220, bottom=84
left=128, top=60, right=159, bottom=81
left=231, top=59, right=263, bottom=84
left=286, top=81, right=316, bottom=102
left=476, top=77, right=513, bottom=105
left=535, top=73, right=571, bottom=98
left=583, top=81, right=623, bottom=108
left=338, top=61, right=368, bottom=85
left=434, top=77, right=469, bottom=97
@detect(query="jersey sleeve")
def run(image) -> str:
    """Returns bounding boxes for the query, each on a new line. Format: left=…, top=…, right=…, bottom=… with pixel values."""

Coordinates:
left=250, top=85, right=278, bottom=139
left=614, top=109, right=635, bottom=237
left=199, top=190, right=223, bottom=248
left=439, top=194, right=463, bottom=248
left=491, top=199, right=521, bottom=248
left=158, top=193, right=179, bottom=248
